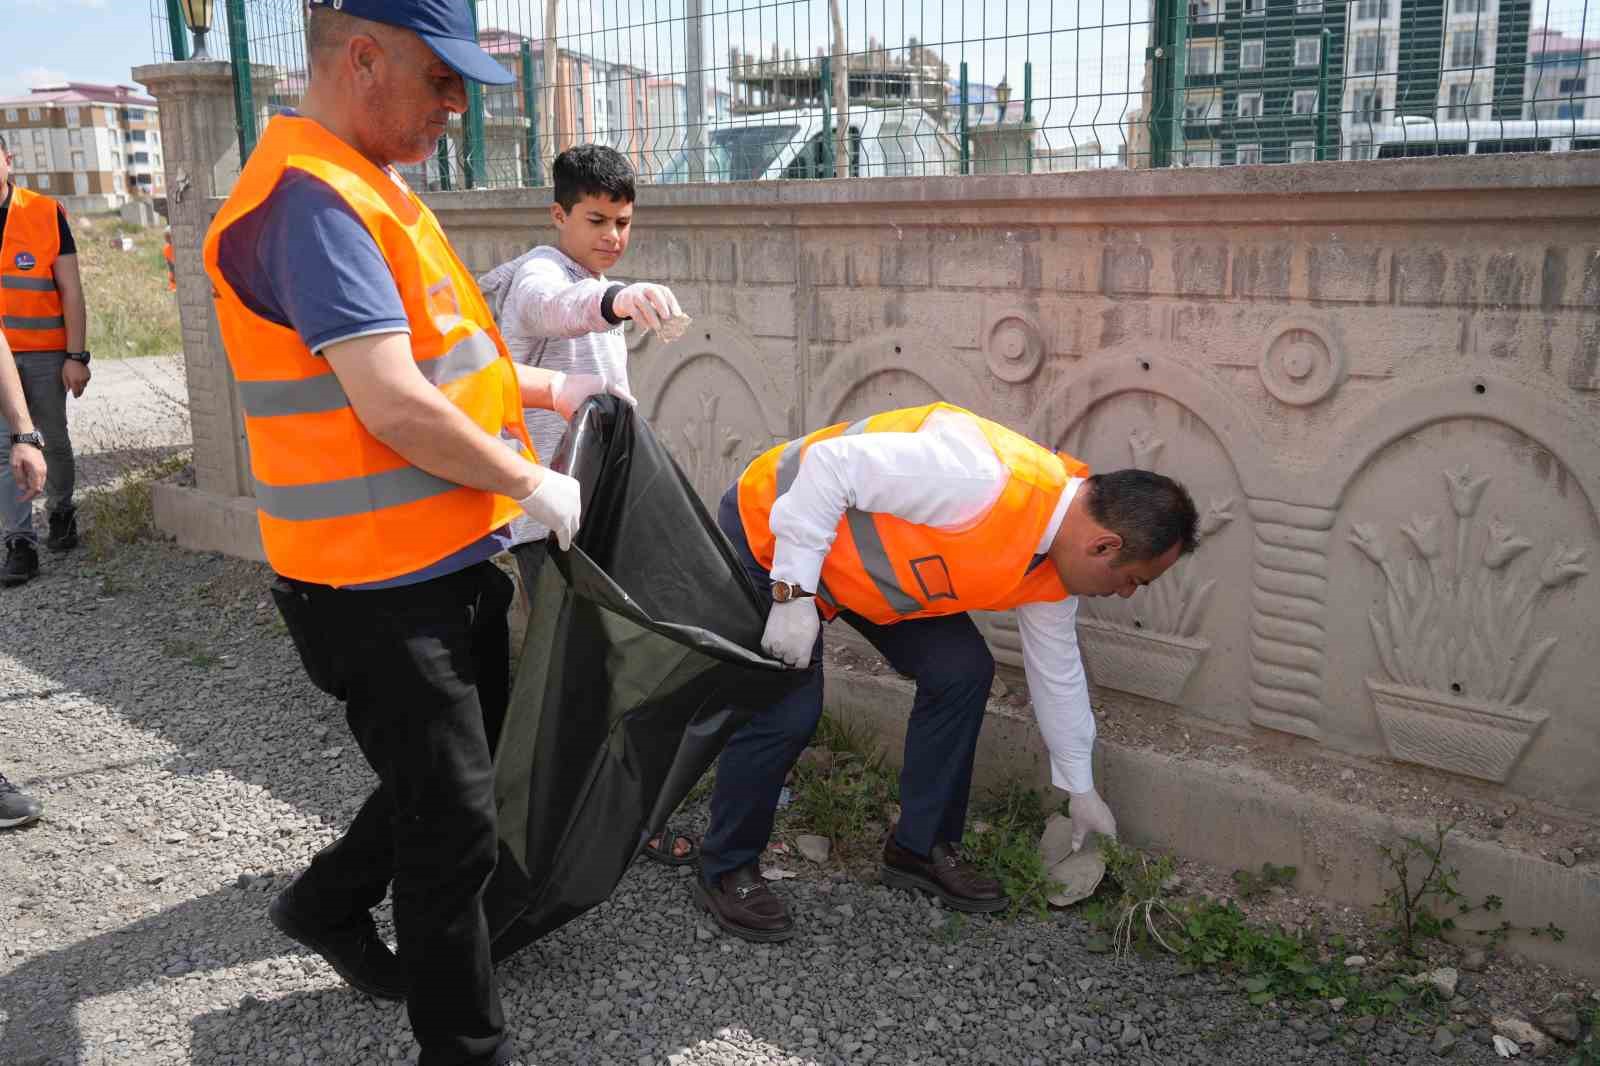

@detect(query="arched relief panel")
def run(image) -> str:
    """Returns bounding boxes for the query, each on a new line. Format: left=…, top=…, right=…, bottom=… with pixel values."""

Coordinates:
left=1316, top=378, right=1600, bottom=811
left=1017, top=354, right=1257, bottom=724
left=630, top=315, right=793, bottom=506
left=808, top=332, right=992, bottom=429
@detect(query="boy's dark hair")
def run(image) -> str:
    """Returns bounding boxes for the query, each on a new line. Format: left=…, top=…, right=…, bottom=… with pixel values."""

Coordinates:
left=1084, top=470, right=1200, bottom=562
left=552, top=145, right=635, bottom=211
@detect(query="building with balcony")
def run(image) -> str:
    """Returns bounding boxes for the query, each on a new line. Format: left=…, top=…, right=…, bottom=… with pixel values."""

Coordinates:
left=0, top=82, right=163, bottom=213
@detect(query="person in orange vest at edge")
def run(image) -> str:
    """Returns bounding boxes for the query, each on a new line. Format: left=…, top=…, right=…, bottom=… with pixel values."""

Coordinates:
left=0, top=132, right=91, bottom=587
left=203, top=3, right=631, bottom=1064
left=692, top=403, right=1199, bottom=942
left=162, top=228, right=176, bottom=292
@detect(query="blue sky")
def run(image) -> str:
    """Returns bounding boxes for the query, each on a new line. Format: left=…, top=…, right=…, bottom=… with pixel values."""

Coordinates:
left=1, top=0, right=163, bottom=100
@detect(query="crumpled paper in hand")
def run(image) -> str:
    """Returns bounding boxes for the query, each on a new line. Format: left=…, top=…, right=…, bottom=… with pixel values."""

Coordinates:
left=1039, top=812, right=1107, bottom=907
left=653, top=313, right=693, bottom=344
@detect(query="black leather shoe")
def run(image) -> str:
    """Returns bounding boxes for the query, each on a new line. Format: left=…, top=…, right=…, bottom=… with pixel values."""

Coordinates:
left=2, top=540, right=38, bottom=587
left=46, top=509, right=78, bottom=552
left=881, top=838, right=1010, bottom=913
left=692, top=863, right=796, bottom=943
left=268, top=881, right=407, bottom=1000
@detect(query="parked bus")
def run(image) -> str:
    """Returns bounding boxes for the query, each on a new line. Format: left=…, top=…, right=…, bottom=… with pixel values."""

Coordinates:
left=1371, top=117, right=1600, bottom=158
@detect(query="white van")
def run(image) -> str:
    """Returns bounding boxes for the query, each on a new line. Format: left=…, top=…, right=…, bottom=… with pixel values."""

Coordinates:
left=655, top=106, right=961, bottom=183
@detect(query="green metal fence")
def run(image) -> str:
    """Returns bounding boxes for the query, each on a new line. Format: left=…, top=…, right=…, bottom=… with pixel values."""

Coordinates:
left=151, top=0, right=1598, bottom=186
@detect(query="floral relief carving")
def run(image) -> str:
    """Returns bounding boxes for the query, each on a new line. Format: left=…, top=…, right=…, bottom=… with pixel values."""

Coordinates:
left=677, top=392, right=766, bottom=504
left=1077, top=429, right=1237, bottom=705
left=1349, top=463, right=1589, bottom=782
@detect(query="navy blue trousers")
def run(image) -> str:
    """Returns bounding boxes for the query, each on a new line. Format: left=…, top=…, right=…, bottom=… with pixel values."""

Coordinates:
left=701, top=486, right=996, bottom=884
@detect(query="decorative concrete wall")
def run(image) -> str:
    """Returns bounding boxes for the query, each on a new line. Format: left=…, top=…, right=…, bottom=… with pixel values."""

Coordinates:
left=138, top=58, right=1600, bottom=818
left=426, top=159, right=1600, bottom=817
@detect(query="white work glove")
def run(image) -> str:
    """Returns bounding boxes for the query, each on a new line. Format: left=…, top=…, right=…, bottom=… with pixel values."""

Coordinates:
left=612, top=282, right=682, bottom=332
left=549, top=371, right=636, bottom=422
left=1068, top=789, right=1118, bottom=852
left=517, top=471, right=582, bottom=551
left=760, top=597, right=820, bottom=669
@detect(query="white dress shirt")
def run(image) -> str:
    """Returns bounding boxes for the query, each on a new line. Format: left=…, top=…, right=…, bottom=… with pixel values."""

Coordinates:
left=768, top=409, right=1096, bottom=793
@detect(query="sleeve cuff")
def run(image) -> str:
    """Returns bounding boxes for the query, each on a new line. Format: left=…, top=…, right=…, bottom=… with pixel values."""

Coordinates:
left=768, top=543, right=827, bottom=594
left=1051, top=752, right=1095, bottom=795
left=599, top=283, right=626, bottom=325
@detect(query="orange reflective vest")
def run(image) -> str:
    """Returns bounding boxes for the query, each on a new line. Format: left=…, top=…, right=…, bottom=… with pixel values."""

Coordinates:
left=1, top=185, right=69, bottom=352
left=737, top=403, right=1090, bottom=625
left=203, top=115, right=531, bottom=587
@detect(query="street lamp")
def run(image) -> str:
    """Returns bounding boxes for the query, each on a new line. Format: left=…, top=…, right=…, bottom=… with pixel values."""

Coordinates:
left=178, top=0, right=215, bottom=62
left=995, top=78, right=1013, bottom=115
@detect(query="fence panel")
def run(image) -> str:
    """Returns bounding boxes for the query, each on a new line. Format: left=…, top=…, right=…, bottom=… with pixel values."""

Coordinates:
left=151, top=0, right=1599, bottom=184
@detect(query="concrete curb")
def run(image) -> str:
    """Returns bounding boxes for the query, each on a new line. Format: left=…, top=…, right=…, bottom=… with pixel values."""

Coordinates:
left=827, top=669, right=1600, bottom=980
left=151, top=482, right=264, bottom=563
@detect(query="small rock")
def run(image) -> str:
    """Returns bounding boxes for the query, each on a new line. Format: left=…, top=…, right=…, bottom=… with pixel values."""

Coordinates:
left=1329, top=997, right=1348, bottom=1013
left=1119, top=1021, right=1143, bottom=1048
left=1456, top=974, right=1479, bottom=998
left=1460, top=949, right=1488, bottom=973
left=795, top=835, right=831, bottom=864
left=1489, top=815, right=1507, bottom=829
left=1501, top=803, right=1517, bottom=817
left=1432, top=1027, right=1458, bottom=1055
left=1352, top=1017, right=1377, bottom=1035
left=1344, top=955, right=1368, bottom=969
left=796, top=747, right=833, bottom=773
left=1492, top=1034, right=1520, bottom=1057
left=1539, top=823, right=1554, bottom=836
left=1533, top=1006, right=1581, bottom=1043
left=1493, top=1016, right=1551, bottom=1055
left=1307, top=1025, right=1332, bottom=1045
left=1425, top=967, right=1460, bottom=998
left=1554, top=848, right=1577, bottom=867
left=1339, top=769, right=1356, bottom=782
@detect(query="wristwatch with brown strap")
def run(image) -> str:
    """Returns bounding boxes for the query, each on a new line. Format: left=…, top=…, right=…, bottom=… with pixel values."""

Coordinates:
left=770, top=581, right=814, bottom=603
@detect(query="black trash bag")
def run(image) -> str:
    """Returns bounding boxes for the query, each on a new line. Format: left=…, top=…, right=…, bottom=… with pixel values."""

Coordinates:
left=485, top=396, right=792, bottom=959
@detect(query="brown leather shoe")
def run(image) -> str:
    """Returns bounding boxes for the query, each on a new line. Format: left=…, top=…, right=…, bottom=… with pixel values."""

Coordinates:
left=692, top=864, right=796, bottom=943
left=881, top=838, right=1010, bottom=913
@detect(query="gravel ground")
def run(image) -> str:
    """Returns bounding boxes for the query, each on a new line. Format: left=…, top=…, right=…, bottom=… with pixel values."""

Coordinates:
left=0, top=358, right=1551, bottom=1065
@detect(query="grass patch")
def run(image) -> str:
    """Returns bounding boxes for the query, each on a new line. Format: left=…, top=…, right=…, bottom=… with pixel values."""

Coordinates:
left=74, top=215, right=181, bottom=359
left=963, top=779, right=1063, bottom=919
left=82, top=451, right=190, bottom=559
left=786, top=713, right=898, bottom=856
left=161, top=637, right=221, bottom=669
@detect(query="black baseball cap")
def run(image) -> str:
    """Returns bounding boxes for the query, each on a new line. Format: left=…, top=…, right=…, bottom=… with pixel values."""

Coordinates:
left=308, top=0, right=516, bottom=85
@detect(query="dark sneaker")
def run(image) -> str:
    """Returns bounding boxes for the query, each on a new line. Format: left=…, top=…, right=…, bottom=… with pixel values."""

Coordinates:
left=2, top=541, right=39, bottom=587
left=692, top=863, right=796, bottom=943
left=0, top=771, right=43, bottom=829
left=881, top=838, right=1010, bottom=913
left=268, top=880, right=407, bottom=1000
left=47, top=509, right=78, bottom=552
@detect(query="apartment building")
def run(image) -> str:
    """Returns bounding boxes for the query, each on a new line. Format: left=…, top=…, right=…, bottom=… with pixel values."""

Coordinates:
left=0, top=82, right=164, bottom=213
left=1524, top=27, right=1599, bottom=119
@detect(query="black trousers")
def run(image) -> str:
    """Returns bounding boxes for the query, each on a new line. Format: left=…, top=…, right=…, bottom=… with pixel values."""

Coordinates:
left=279, top=561, right=514, bottom=1066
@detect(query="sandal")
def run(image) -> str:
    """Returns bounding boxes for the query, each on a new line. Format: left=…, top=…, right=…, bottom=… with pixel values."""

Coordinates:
left=641, top=824, right=700, bottom=867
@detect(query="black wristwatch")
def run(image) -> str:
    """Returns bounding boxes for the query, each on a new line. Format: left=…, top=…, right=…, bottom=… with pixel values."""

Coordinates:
left=66, top=350, right=91, bottom=365
left=10, top=431, right=45, bottom=449
left=771, top=580, right=814, bottom=603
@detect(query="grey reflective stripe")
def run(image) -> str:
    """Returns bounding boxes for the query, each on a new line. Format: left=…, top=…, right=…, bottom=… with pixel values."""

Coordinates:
left=1, top=275, right=57, bottom=292
left=417, top=330, right=499, bottom=389
left=844, top=508, right=922, bottom=615
left=237, top=372, right=349, bottom=419
left=775, top=418, right=871, bottom=499
left=254, top=464, right=459, bottom=522
left=237, top=330, right=501, bottom=419
left=2, top=314, right=65, bottom=331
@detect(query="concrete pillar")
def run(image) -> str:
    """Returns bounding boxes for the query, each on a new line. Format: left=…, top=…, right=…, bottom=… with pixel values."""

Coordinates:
left=132, top=61, right=272, bottom=499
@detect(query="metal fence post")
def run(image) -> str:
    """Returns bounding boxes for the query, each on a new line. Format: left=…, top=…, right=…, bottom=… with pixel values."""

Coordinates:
left=165, top=0, right=190, bottom=61
left=1148, top=0, right=1181, bottom=168
left=464, top=0, right=486, bottom=187
left=224, top=0, right=257, bottom=162
left=1316, top=28, right=1333, bottom=161
left=958, top=61, right=970, bottom=175
left=820, top=56, right=836, bottom=177
left=521, top=40, right=542, bottom=186
left=1023, top=61, right=1034, bottom=174
left=685, top=0, right=706, bottom=182
left=436, top=133, right=453, bottom=191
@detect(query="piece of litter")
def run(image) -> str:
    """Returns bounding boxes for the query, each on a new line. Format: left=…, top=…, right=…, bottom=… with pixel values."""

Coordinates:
left=776, top=786, right=793, bottom=810
left=654, top=313, right=693, bottom=344
left=1493, top=1034, right=1519, bottom=1057
left=761, top=868, right=797, bottom=881
left=1038, top=814, right=1107, bottom=907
